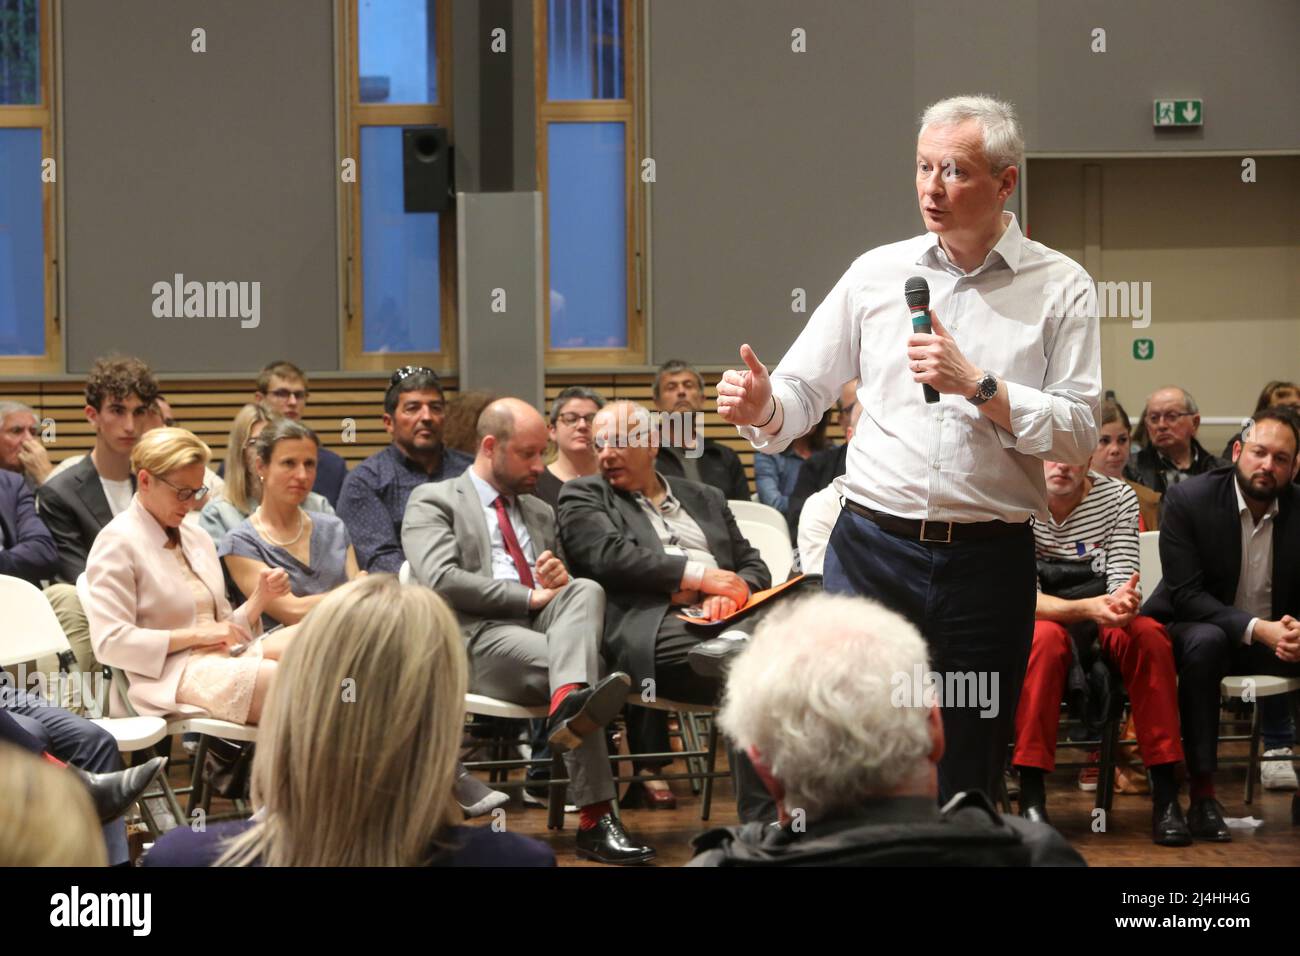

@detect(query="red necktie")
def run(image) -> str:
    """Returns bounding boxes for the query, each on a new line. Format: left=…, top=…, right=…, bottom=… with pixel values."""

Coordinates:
left=493, top=496, right=535, bottom=588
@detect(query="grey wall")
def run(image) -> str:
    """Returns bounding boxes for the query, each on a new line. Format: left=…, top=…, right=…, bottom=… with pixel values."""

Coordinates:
left=648, top=0, right=1300, bottom=367
left=62, top=0, right=338, bottom=373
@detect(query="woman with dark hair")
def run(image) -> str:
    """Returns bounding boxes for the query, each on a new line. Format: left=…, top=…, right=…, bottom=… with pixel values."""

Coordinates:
left=443, top=390, right=499, bottom=455
left=534, top=386, right=605, bottom=510
left=1091, top=399, right=1161, bottom=531
left=1221, top=380, right=1300, bottom=460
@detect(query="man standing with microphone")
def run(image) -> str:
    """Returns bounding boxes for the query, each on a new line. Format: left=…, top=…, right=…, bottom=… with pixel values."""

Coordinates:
left=718, top=95, right=1102, bottom=803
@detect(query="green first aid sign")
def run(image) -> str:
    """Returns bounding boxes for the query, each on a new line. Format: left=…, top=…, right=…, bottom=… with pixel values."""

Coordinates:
left=1154, top=99, right=1202, bottom=126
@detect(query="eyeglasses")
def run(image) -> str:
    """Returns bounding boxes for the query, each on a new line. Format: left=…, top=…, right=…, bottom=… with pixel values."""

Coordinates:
left=389, top=365, right=439, bottom=388
left=268, top=388, right=309, bottom=403
left=556, top=412, right=598, bottom=427
left=156, top=475, right=209, bottom=502
left=1146, top=411, right=1194, bottom=426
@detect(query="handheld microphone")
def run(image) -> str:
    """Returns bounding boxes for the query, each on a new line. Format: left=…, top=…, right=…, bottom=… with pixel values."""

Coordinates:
left=905, top=276, right=940, bottom=404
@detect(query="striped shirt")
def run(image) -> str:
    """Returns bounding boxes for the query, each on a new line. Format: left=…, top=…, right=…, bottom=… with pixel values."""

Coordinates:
left=1031, top=472, right=1140, bottom=595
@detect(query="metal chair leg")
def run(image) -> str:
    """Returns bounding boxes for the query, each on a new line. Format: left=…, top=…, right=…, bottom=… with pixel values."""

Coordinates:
left=1246, top=700, right=1262, bottom=804
left=701, top=718, right=720, bottom=821
left=546, top=753, right=566, bottom=830
left=187, top=735, right=210, bottom=817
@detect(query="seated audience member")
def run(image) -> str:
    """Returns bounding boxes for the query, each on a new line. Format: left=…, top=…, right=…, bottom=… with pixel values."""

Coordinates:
left=785, top=379, right=859, bottom=537
left=84, top=427, right=293, bottom=724
left=1125, top=386, right=1226, bottom=498
left=220, top=419, right=361, bottom=626
left=796, top=399, right=863, bottom=574
left=1221, top=380, right=1300, bottom=461
left=755, top=409, right=832, bottom=519
left=144, top=575, right=554, bottom=867
left=402, top=398, right=652, bottom=864
left=652, top=360, right=750, bottom=501
left=0, top=400, right=53, bottom=487
left=1091, top=398, right=1160, bottom=531
left=688, top=594, right=1084, bottom=866
left=1142, top=409, right=1300, bottom=841
left=200, top=403, right=334, bottom=548
left=534, top=386, right=604, bottom=510
left=1, top=698, right=165, bottom=865
left=0, top=745, right=107, bottom=866
left=443, top=389, right=499, bottom=455
left=561, top=401, right=807, bottom=820
left=251, top=360, right=347, bottom=507
left=338, top=367, right=472, bottom=573
left=0, top=467, right=58, bottom=587
left=1012, top=458, right=1189, bottom=846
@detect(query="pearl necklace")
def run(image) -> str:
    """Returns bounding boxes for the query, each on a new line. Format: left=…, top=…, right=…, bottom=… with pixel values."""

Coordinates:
left=254, top=507, right=305, bottom=547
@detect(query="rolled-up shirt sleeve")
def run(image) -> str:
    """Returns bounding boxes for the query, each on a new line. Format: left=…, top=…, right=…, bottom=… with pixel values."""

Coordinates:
left=998, top=278, right=1101, bottom=464
left=738, top=262, right=862, bottom=455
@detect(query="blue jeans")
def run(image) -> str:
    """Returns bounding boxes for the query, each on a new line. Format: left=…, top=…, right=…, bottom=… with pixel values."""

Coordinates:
left=824, top=509, right=1037, bottom=804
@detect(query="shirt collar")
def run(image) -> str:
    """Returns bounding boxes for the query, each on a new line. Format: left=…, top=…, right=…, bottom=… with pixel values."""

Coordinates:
left=635, top=473, right=680, bottom=510
left=467, top=467, right=508, bottom=510
left=1234, top=477, right=1280, bottom=524
left=387, top=441, right=445, bottom=476
left=917, top=210, right=1023, bottom=276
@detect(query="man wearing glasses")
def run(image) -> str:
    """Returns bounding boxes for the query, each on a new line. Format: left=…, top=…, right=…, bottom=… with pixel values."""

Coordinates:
left=1126, top=386, right=1226, bottom=498
left=252, top=361, right=348, bottom=507
left=338, top=367, right=472, bottom=573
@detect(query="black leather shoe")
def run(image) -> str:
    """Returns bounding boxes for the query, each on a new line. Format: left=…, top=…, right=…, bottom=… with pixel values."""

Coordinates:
left=1019, top=804, right=1051, bottom=826
left=687, top=630, right=750, bottom=679
left=574, top=813, right=656, bottom=865
left=1187, top=797, right=1232, bottom=842
left=547, top=673, right=631, bottom=754
left=74, top=756, right=167, bottom=823
left=1152, top=800, right=1193, bottom=847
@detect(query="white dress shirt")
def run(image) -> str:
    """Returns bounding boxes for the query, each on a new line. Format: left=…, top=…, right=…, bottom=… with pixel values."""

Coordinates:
left=741, top=212, right=1101, bottom=523
left=797, top=483, right=843, bottom=575
left=468, top=468, right=536, bottom=584
left=1233, top=479, right=1277, bottom=645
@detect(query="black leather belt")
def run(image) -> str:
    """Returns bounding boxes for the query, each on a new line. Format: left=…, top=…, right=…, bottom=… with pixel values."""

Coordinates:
left=843, top=498, right=1027, bottom=544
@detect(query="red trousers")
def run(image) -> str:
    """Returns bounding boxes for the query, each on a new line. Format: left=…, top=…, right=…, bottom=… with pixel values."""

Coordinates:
left=1013, top=615, right=1184, bottom=772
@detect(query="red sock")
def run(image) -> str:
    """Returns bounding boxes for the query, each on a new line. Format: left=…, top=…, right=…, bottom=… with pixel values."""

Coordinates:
left=549, top=683, right=582, bottom=716
left=1190, top=773, right=1215, bottom=802
left=579, top=800, right=612, bottom=830
left=42, top=752, right=67, bottom=768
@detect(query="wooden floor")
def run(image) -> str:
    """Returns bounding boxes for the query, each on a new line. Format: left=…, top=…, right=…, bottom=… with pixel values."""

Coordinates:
left=152, top=741, right=1300, bottom=868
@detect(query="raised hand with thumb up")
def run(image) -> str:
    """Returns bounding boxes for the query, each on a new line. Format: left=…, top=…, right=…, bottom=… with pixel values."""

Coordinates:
left=717, top=344, right=778, bottom=429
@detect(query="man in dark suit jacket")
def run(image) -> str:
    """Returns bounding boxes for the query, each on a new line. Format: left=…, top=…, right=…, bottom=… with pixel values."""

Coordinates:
left=652, top=360, right=751, bottom=501
left=402, top=398, right=654, bottom=865
left=0, top=469, right=58, bottom=587
left=560, top=401, right=789, bottom=821
left=1142, top=408, right=1300, bottom=841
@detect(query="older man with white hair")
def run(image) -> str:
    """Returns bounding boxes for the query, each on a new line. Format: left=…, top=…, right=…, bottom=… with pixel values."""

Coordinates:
left=688, top=593, right=1084, bottom=866
left=718, top=94, right=1102, bottom=802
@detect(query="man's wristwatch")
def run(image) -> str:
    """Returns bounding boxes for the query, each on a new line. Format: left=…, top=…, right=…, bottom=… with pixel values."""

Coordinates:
left=967, top=371, right=998, bottom=406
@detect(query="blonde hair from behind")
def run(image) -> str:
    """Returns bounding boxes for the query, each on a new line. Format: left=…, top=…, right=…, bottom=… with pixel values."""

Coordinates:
left=0, top=744, right=108, bottom=866
left=217, top=574, right=468, bottom=867
left=130, top=426, right=211, bottom=477
left=224, top=403, right=278, bottom=514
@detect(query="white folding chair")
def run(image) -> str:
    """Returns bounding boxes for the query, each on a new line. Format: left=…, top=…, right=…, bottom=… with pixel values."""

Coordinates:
left=1221, top=675, right=1300, bottom=804
left=736, top=519, right=794, bottom=583
left=727, top=499, right=791, bottom=544
left=625, top=693, right=727, bottom=820
left=461, top=693, right=567, bottom=827
left=1139, top=530, right=1162, bottom=593
left=1, top=575, right=171, bottom=832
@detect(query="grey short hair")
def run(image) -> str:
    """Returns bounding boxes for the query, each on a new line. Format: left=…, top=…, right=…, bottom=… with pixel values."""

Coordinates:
left=718, top=593, right=934, bottom=823
left=0, top=401, right=36, bottom=423
left=919, top=95, right=1024, bottom=172
left=652, top=359, right=703, bottom=401
left=1148, top=385, right=1199, bottom=415
left=549, top=386, right=605, bottom=424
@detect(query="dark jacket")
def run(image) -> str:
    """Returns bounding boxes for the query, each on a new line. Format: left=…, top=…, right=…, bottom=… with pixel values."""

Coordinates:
left=1142, top=467, right=1300, bottom=633
left=787, top=443, right=849, bottom=537
left=36, top=455, right=129, bottom=584
left=0, top=470, right=59, bottom=587
left=687, top=792, right=1085, bottom=867
left=1124, top=438, right=1226, bottom=496
left=656, top=440, right=751, bottom=502
left=558, top=473, right=770, bottom=687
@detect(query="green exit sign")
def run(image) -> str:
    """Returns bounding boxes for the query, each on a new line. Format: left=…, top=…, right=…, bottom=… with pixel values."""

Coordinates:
left=1133, top=338, right=1155, bottom=361
left=1154, top=99, right=1202, bottom=126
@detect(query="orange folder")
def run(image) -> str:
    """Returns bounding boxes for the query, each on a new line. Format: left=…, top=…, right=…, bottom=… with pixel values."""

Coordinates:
left=675, top=574, right=807, bottom=627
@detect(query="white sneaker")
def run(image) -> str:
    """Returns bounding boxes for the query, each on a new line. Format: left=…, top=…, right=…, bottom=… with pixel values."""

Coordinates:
left=1261, top=748, right=1299, bottom=790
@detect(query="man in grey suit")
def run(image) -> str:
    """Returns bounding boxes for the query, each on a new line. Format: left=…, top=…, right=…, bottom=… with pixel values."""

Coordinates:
left=402, top=397, right=655, bottom=865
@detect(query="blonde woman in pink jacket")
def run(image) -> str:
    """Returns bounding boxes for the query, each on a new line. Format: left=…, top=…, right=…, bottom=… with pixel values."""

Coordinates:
left=86, top=428, right=293, bottom=724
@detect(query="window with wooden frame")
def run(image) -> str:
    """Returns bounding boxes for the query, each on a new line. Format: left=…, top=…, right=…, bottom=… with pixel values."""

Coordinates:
left=0, top=0, right=59, bottom=374
left=536, top=0, right=645, bottom=367
left=341, top=0, right=456, bottom=372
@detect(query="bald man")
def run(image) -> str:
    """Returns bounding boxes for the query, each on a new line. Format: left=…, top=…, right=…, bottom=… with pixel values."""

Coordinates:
left=401, top=399, right=655, bottom=865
